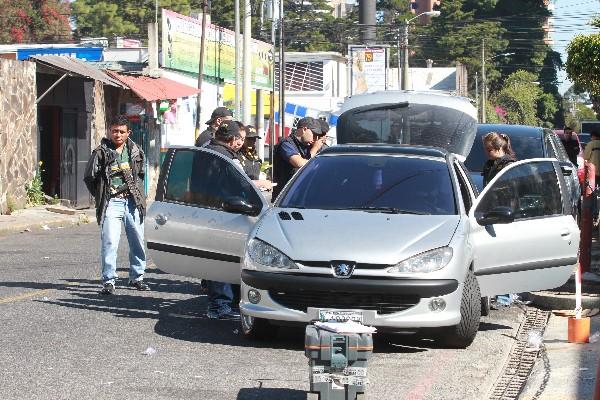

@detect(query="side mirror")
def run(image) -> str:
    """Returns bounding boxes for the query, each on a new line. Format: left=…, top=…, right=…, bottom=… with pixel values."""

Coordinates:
left=476, top=206, right=514, bottom=226
left=560, top=162, right=574, bottom=176
left=222, top=196, right=262, bottom=216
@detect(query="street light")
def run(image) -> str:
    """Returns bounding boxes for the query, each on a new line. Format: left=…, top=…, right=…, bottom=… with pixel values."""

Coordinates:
left=400, top=10, right=440, bottom=90
left=481, top=50, right=515, bottom=122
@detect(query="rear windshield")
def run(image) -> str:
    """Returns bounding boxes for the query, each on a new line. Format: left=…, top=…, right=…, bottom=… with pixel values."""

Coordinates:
left=336, top=103, right=476, bottom=157
left=465, top=133, right=544, bottom=172
left=279, top=154, right=457, bottom=215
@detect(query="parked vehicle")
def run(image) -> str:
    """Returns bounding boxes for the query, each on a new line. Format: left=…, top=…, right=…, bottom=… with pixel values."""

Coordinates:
left=578, top=133, right=592, bottom=150
left=465, top=124, right=581, bottom=222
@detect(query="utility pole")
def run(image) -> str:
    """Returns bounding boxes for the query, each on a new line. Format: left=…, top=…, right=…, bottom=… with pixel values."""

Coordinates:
left=401, top=22, right=409, bottom=90
left=243, top=0, right=252, bottom=124
left=481, top=38, right=486, bottom=124
left=278, top=0, right=285, bottom=141
left=235, top=0, right=241, bottom=119
left=195, top=1, right=209, bottom=136
left=475, top=72, right=479, bottom=122
left=396, top=29, right=401, bottom=90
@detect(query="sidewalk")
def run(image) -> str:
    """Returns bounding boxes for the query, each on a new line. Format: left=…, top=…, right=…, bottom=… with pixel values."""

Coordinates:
left=520, top=236, right=600, bottom=400
left=0, top=205, right=95, bottom=235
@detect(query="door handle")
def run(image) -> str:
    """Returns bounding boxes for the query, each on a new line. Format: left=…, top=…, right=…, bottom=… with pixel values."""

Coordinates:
left=155, top=214, right=168, bottom=225
left=560, top=229, right=571, bottom=237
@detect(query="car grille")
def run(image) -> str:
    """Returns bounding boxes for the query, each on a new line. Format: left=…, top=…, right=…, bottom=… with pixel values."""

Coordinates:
left=268, top=289, right=420, bottom=315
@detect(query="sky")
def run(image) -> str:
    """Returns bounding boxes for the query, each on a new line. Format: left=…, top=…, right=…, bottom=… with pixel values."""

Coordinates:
left=551, top=0, right=599, bottom=94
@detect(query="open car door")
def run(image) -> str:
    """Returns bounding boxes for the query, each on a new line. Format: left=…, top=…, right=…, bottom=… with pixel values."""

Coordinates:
left=146, top=147, right=268, bottom=284
left=469, top=158, right=579, bottom=296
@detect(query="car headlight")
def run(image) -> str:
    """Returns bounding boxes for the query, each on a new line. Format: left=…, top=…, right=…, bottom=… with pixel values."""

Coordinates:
left=388, top=247, right=453, bottom=273
left=246, top=238, right=298, bottom=270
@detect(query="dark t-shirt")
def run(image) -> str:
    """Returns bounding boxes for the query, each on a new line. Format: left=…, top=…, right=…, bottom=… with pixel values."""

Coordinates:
left=272, top=135, right=310, bottom=198
left=195, top=126, right=217, bottom=147
left=561, top=138, right=579, bottom=165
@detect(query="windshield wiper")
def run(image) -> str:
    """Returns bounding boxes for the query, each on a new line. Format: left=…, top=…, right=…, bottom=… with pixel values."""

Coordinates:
left=348, top=206, right=426, bottom=215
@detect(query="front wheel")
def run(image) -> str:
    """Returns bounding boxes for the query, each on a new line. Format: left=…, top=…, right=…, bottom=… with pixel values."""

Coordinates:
left=240, top=311, right=279, bottom=340
left=440, top=269, right=481, bottom=348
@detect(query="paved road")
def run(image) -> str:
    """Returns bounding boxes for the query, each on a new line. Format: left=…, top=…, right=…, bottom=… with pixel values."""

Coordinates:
left=0, top=224, right=526, bottom=400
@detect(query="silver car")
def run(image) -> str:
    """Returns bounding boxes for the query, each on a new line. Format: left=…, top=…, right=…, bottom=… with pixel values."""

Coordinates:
left=147, top=144, right=579, bottom=348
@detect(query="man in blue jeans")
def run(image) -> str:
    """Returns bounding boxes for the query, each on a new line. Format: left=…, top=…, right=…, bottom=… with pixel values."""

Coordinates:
left=84, top=115, right=150, bottom=295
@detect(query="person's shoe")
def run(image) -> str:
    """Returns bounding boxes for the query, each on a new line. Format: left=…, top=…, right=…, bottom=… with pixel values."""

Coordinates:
left=207, top=309, right=240, bottom=320
left=101, top=282, right=115, bottom=295
left=128, top=280, right=150, bottom=291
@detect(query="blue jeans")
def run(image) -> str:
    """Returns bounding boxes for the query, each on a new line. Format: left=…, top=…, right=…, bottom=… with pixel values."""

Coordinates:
left=206, top=281, right=233, bottom=315
left=101, top=197, right=146, bottom=285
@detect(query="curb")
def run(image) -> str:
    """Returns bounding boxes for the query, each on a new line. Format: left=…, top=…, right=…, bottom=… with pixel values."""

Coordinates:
left=524, top=290, right=600, bottom=310
left=0, top=208, right=95, bottom=236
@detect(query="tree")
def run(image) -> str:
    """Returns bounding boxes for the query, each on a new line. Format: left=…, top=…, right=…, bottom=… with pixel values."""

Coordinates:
left=0, top=0, right=72, bottom=44
left=72, top=0, right=200, bottom=39
left=495, top=70, right=552, bottom=126
left=566, top=33, right=600, bottom=118
left=415, top=0, right=507, bottom=86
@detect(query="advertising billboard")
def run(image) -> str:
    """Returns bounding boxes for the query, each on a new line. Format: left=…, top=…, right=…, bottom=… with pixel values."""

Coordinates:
left=348, top=46, right=389, bottom=94
left=162, top=9, right=273, bottom=90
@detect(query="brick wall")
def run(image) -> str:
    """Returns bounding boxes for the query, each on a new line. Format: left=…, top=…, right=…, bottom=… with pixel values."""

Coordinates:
left=0, top=59, right=37, bottom=214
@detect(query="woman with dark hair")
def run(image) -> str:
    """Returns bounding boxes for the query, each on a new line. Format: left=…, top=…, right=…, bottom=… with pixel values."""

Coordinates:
left=481, top=131, right=518, bottom=310
left=482, top=131, right=516, bottom=187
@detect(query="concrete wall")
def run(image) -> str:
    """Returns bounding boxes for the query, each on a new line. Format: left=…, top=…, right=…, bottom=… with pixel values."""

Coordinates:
left=0, top=59, right=37, bottom=214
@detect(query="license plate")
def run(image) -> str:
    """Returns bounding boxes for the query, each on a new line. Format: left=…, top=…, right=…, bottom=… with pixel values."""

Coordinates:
left=318, top=310, right=363, bottom=323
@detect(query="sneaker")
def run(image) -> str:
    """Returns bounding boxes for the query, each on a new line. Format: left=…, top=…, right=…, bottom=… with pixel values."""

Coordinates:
left=128, top=280, right=150, bottom=291
left=207, top=309, right=240, bottom=320
left=101, top=282, right=115, bottom=295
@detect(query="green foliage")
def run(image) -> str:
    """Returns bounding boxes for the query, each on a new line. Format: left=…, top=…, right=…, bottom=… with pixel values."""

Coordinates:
left=5, top=195, right=17, bottom=215
left=564, top=103, right=597, bottom=133
left=415, top=0, right=507, bottom=85
left=495, top=70, right=543, bottom=126
left=566, top=34, right=600, bottom=96
left=72, top=0, right=200, bottom=38
left=0, top=0, right=72, bottom=44
left=591, top=17, right=600, bottom=29
left=25, top=163, right=47, bottom=207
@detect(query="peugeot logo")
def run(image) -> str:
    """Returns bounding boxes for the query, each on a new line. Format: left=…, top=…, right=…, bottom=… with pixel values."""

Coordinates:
left=331, top=262, right=356, bottom=278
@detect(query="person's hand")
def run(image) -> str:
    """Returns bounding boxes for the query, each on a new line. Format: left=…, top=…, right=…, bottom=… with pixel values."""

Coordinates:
left=255, top=179, right=273, bottom=191
left=311, top=137, right=324, bottom=153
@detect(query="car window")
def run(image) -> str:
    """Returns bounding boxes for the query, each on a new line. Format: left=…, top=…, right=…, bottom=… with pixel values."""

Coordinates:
left=164, top=149, right=262, bottom=210
left=465, top=132, right=545, bottom=172
left=336, top=103, right=476, bottom=156
left=280, top=155, right=457, bottom=215
left=475, top=161, right=562, bottom=220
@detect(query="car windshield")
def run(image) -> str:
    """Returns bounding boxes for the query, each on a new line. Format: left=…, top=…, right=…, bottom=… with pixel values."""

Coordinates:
left=279, top=154, right=457, bottom=215
left=336, top=103, right=477, bottom=157
left=464, top=133, right=544, bottom=172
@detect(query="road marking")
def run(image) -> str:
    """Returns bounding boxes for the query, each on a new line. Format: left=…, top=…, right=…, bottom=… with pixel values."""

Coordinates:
left=0, top=288, right=55, bottom=304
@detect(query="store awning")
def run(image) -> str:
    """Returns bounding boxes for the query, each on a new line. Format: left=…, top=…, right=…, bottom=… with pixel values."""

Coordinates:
left=107, top=71, right=200, bottom=101
left=29, top=55, right=123, bottom=87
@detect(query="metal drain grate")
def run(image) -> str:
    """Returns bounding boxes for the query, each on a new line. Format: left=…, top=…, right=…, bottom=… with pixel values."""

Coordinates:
left=488, top=307, right=550, bottom=400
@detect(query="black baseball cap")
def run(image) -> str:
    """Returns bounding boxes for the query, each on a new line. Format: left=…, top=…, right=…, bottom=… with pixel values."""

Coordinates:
left=206, top=107, right=233, bottom=125
left=215, top=120, right=240, bottom=141
left=318, top=119, right=330, bottom=136
left=246, top=125, right=260, bottom=138
left=296, top=117, right=321, bottom=135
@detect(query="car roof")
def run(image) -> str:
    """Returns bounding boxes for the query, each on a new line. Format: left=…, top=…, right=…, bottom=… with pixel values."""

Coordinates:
left=319, top=144, right=448, bottom=159
left=476, top=124, right=543, bottom=138
left=338, top=90, right=477, bottom=119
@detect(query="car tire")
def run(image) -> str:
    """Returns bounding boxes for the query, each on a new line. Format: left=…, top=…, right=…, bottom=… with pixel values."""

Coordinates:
left=481, top=296, right=491, bottom=316
left=240, top=311, right=279, bottom=340
left=441, top=269, right=481, bottom=349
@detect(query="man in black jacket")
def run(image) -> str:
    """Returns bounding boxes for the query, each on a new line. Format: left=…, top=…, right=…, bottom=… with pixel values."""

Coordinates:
left=195, top=106, right=233, bottom=147
left=84, top=115, right=149, bottom=295
left=561, top=127, right=580, bottom=166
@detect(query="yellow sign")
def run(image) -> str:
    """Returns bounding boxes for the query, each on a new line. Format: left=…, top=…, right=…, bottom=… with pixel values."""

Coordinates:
left=222, top=84, right=279, bottom=117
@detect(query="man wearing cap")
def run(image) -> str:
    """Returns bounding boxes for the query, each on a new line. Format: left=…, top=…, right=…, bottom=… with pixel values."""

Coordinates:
left=240, top=125, right=262, bottom=180
left=272, top=116, right=323, bottom=198
left=561, top=126, right=580, bottom=166
left=317, top=118, right=330, bottom=153
left=195, top=106, right=233, bottom=147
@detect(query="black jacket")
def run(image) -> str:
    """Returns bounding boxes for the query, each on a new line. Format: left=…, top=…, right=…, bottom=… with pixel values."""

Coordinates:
left=482, top=156, right=515, bottom=187
left=195, top=126, right=217, bottom=147
left=84, top=138, right=146, bottom=224
left=561, top=138, right=580, bottom=165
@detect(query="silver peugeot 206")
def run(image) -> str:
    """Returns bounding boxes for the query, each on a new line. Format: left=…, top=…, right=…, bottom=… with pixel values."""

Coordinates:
left=146, top=92, right=579, bottom=348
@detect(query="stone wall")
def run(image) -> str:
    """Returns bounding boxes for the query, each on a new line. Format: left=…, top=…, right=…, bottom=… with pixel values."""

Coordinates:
left=91, top=80, right=107, bottom=149
left=0, top=59, right=37, bottom=214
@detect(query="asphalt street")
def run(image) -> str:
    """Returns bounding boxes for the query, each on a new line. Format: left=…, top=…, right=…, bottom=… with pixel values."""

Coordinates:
left=0, top=223, right=527, bottom=400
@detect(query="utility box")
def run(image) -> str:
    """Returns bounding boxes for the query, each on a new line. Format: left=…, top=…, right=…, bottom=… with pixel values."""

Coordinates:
left=304, top=324, right=373, bottom=400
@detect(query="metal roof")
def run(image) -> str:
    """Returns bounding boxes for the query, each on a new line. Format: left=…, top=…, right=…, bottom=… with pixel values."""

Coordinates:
left=29, top=55, right=122, bottom=87
left=107, top=71, right=200, bottom=102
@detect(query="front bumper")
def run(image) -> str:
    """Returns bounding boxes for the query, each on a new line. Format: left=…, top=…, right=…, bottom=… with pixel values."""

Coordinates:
left=240, top=270, right=462, bottom=328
